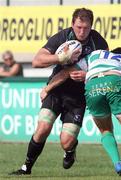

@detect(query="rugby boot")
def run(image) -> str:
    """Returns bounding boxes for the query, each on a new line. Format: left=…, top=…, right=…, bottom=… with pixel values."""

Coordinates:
left=63, top=140, right=78, bottom=169
left=115, top=161, right=121, bottom=176
left=9, top=164, right=31, bottom=175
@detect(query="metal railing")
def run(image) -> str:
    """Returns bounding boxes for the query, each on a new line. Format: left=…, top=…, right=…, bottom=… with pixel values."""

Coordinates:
left=3, top=0, right=121, bottom=6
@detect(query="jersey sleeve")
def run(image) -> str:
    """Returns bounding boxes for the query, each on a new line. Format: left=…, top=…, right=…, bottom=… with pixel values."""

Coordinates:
left=42, top=30, right=68, bottom=54
left=42, top=33, right=60, bottom=54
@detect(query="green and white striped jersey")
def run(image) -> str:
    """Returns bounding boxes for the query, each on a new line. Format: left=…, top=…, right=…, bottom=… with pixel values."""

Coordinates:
left=76, top=50, right=121, bottom=81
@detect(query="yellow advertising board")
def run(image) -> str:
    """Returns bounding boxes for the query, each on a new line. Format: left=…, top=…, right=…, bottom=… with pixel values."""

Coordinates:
left=0, top=5, right=121, bottom=53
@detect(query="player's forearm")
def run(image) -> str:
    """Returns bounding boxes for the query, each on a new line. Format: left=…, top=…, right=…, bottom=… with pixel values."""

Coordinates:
left=45, top=69, right=70, bottom=93
left=32, top=46, right=77, bottom=68
left=32, top=48, right=60, bottom=68
left=32, top=54, right=60, bottom=68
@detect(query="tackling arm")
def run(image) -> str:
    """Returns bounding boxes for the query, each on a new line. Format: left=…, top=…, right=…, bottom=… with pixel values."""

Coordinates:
left=40, top=67, right=76, bottom=101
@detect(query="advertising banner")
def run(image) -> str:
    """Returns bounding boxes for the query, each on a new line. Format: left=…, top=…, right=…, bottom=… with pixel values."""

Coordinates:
left=0, top=79, right=121, bottom=143
left=0, top=5, right=121, bottom=53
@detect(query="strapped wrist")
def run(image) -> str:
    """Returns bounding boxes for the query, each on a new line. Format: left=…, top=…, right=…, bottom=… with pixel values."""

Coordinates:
left=57, top=50, right=72, bottom=64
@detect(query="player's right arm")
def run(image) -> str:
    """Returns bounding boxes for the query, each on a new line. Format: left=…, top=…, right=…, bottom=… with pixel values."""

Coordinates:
left=32, top=48, right=60, bottom=68
left=32, top=47, right=80, bottom=68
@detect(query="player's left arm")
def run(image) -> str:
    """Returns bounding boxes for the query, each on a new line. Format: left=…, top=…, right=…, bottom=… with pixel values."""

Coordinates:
left=69, top=57, right=87, bottom=81
left=69, top=70, right=86, bottom=81
left=40, top=67, right=76, bottom=101
left=40, top=57, right=87, bottom=101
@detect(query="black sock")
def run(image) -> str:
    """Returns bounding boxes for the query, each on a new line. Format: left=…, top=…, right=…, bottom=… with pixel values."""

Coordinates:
left=24, top=136, right=46, bottom=171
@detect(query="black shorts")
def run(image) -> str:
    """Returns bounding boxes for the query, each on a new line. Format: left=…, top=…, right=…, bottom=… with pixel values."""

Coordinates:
left=41, top=92, right=86, bottom=127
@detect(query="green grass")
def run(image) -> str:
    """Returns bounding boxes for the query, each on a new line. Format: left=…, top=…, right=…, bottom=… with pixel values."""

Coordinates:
left=0, top=142, right=121, bottom=180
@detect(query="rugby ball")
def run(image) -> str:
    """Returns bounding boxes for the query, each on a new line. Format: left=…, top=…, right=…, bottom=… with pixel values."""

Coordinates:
left=56, top=40, right=82, bottom=55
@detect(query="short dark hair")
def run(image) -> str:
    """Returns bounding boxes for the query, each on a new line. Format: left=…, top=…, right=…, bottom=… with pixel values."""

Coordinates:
left=111, top=47, right=121, bottom=54
left=72, top=8, right=94, bottom=26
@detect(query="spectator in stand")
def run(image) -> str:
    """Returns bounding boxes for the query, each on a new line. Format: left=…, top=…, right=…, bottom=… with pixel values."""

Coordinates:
left=0, top=50, right=23, bottom=77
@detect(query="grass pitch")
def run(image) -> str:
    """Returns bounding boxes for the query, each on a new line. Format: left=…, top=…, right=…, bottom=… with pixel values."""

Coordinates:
left=0, top=142, right=121, bottom=180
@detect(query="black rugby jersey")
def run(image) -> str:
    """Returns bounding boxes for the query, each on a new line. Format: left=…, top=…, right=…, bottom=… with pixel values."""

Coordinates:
left=43, top=27, right=108, bottom=96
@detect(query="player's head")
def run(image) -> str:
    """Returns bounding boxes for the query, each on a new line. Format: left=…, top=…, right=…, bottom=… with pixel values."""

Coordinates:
left=2, top=50, right=15, bottom=66
left=71, top=8, right=94, bottom=42
left=111, top=47, right=121, bottom=54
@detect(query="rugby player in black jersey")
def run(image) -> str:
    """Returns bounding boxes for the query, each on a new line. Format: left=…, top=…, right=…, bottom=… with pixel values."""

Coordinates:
left=10, top=8, right=108, bottom=175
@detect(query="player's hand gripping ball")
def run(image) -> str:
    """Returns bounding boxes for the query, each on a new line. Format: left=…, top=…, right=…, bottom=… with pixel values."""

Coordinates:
left=56, top=40, right=82, bottom=65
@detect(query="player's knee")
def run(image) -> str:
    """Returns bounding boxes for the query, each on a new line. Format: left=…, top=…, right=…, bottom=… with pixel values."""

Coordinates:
left=61, top=136, right=76, bottom=151
left=37, top=121, right=52, bottom=135
left=34, top=121, right=53, bottom=142
left=33, top=108, right=57, bottom=142
left=60, top=123, right=80, bottom=151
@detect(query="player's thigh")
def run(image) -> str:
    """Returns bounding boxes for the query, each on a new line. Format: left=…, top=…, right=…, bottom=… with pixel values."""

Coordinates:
left=108, top=88, right=121, bottom=118
left=85, top=79, right=111, bottom=117
left=93, top=115, right=113, bottom=133
left=41, top=92, right=62, bottom=117
left=61, top=96, right=86, bottom=127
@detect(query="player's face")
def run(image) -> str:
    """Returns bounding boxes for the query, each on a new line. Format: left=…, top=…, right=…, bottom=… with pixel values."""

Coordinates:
left=72, top=17, right=91, bottom=42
